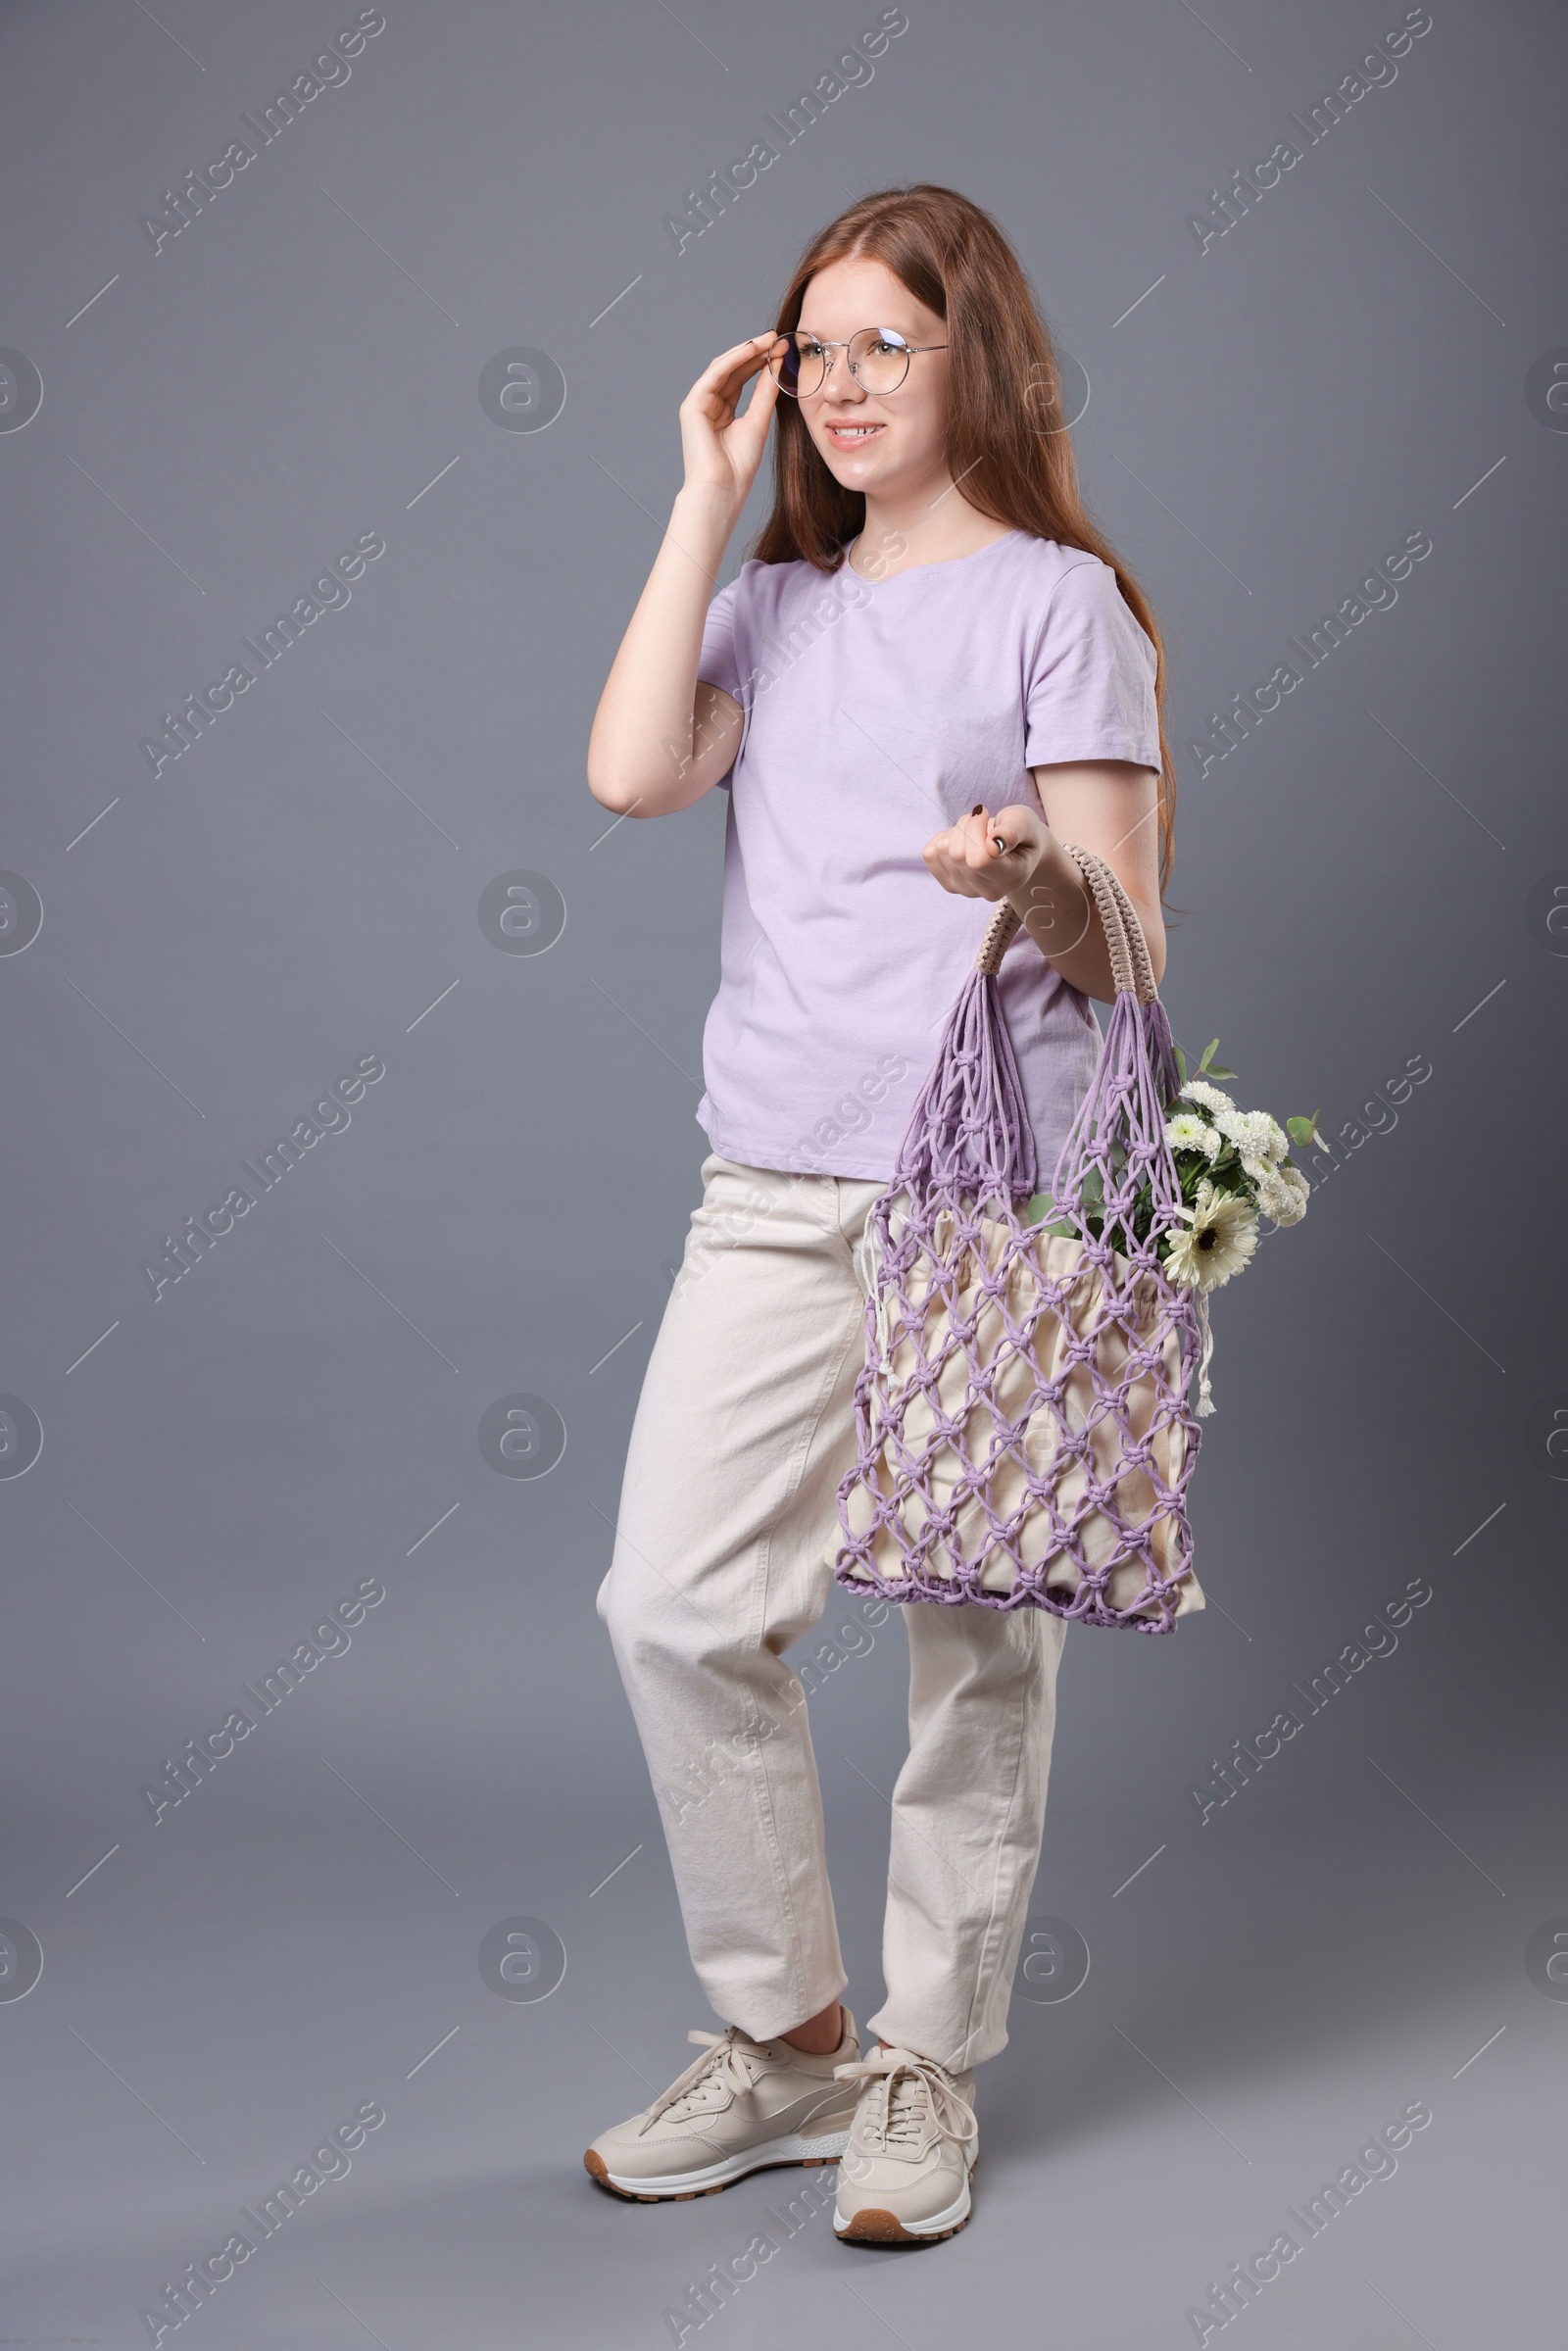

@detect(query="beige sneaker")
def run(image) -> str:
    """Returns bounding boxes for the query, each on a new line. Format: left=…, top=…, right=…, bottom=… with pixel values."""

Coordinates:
left=832, top=2046, right=979, bottom=2243
left=584, top=2008, right=859, bottom=2201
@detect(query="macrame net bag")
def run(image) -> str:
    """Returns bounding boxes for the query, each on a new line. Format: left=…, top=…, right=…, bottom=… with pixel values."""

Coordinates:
left=828, top=846, right=1206, bottom=1633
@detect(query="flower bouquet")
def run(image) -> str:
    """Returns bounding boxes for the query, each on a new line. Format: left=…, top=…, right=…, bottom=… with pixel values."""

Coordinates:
left=1025, top=1039, right=1322, bottom=1415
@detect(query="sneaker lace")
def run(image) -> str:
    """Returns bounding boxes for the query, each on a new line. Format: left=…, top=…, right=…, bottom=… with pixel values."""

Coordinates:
left=832, top=2046, right=978, bottom=2154
left=641, top=2028, right=765, bottom=2131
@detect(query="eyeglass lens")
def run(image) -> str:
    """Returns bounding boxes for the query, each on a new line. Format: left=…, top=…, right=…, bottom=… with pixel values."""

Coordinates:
left=769, top=328, right=913, bottom=397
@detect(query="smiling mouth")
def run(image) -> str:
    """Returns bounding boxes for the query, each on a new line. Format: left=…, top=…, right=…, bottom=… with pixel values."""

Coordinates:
left=825, top=421, right=885, bottom=443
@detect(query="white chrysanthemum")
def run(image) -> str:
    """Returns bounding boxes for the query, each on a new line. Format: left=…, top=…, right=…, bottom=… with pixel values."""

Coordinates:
left=1212, top=1106, right=1288, bottom=1162
left=1180, top=1078, right=1236, bottom=1116
left=1165, top=1111, right=1222, bottom=1159
left=1254, top=1164, right=1309, bottom=1227
left=1163, top=1180, right=1259, bottom=1292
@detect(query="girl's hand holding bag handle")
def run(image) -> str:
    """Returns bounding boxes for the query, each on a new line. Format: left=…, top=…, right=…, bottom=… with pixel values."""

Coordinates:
left=827, top=844, right=1207, bottom=1633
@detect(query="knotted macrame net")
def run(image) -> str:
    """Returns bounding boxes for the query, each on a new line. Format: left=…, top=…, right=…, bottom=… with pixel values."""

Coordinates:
left=828, top=847, right=1205, bottom=1633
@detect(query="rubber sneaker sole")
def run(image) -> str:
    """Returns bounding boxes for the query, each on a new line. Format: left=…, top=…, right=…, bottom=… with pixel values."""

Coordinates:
left=584, top=2127, right=850, bottom=2202
left=833, top=2158, right=976, bottom=2244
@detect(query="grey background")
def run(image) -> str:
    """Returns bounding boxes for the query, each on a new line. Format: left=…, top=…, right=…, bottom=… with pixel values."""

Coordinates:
left=1, top=0, right=1563, bottom=2341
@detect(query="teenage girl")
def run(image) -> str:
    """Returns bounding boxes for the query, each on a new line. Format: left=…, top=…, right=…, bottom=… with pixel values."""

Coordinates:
left=583, top=183, right=1172, bottom=2246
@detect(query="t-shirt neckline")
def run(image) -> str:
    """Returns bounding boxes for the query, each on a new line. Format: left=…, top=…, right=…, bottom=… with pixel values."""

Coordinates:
left=842, top=526, right=1025, bottom=590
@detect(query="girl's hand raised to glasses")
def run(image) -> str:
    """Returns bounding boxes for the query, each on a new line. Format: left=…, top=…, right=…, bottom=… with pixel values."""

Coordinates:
left=677, top=333, right=786, bottom=518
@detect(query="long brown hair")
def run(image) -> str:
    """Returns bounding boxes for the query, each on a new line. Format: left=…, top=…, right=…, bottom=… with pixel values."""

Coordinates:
left=752, top=183, right=1177, bottom=894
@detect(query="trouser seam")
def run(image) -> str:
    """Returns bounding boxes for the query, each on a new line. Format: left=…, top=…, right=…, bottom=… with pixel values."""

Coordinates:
left=741, top=1254, right=866, bottom=2033
left=951, top=1621, right=1047, bottom=2070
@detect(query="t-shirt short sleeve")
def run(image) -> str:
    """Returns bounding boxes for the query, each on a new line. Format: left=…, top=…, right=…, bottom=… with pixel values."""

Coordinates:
left=697, top=574, right=745, bottom=704
left=1023, top=557, right=1160, bottom=772
left=696, top=573, right=747, bottom=789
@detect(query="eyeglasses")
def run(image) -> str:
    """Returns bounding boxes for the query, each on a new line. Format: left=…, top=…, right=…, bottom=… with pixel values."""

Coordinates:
left=767, top=326, right=950, bottom=399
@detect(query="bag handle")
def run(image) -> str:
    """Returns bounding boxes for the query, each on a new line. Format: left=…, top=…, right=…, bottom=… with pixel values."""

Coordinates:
left=973, top=842, right=1157, bottom=1004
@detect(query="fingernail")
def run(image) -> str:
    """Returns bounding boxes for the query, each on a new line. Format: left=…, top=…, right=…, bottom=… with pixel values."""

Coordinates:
left=970, top=804, right=984, bottom=815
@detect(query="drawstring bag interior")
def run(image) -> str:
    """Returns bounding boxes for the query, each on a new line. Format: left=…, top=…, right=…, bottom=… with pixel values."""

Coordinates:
left=827, top=845, right=1206, bottom=1633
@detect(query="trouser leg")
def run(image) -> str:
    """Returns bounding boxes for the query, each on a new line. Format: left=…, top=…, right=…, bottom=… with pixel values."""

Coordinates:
left=596, top=1154, right=875, bottom=2040
left=866, top=1600, right=1068, bottom=2070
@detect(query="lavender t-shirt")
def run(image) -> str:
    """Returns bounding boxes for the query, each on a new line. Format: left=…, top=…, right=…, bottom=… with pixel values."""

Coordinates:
left=694, top=529, right=1159, bottom=1184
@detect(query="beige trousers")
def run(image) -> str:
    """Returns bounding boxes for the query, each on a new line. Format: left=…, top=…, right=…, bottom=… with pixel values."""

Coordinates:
left=596, top=1153, right=1068, bottom=2073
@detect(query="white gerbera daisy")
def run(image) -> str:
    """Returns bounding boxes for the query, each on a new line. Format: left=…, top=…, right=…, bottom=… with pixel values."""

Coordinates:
left=1165, top=1110, right=1222, bottom=1158
left=1254, top=1164, right=1309, bottom=1227
left=1180, top=1078, right=1236, bottom=1116
left=1163, top=1180, right=1259, bottom=1292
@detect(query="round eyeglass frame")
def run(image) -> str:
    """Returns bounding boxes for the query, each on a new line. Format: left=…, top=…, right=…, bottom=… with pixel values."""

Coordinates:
left=767, top=325, right=950, bottom=399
